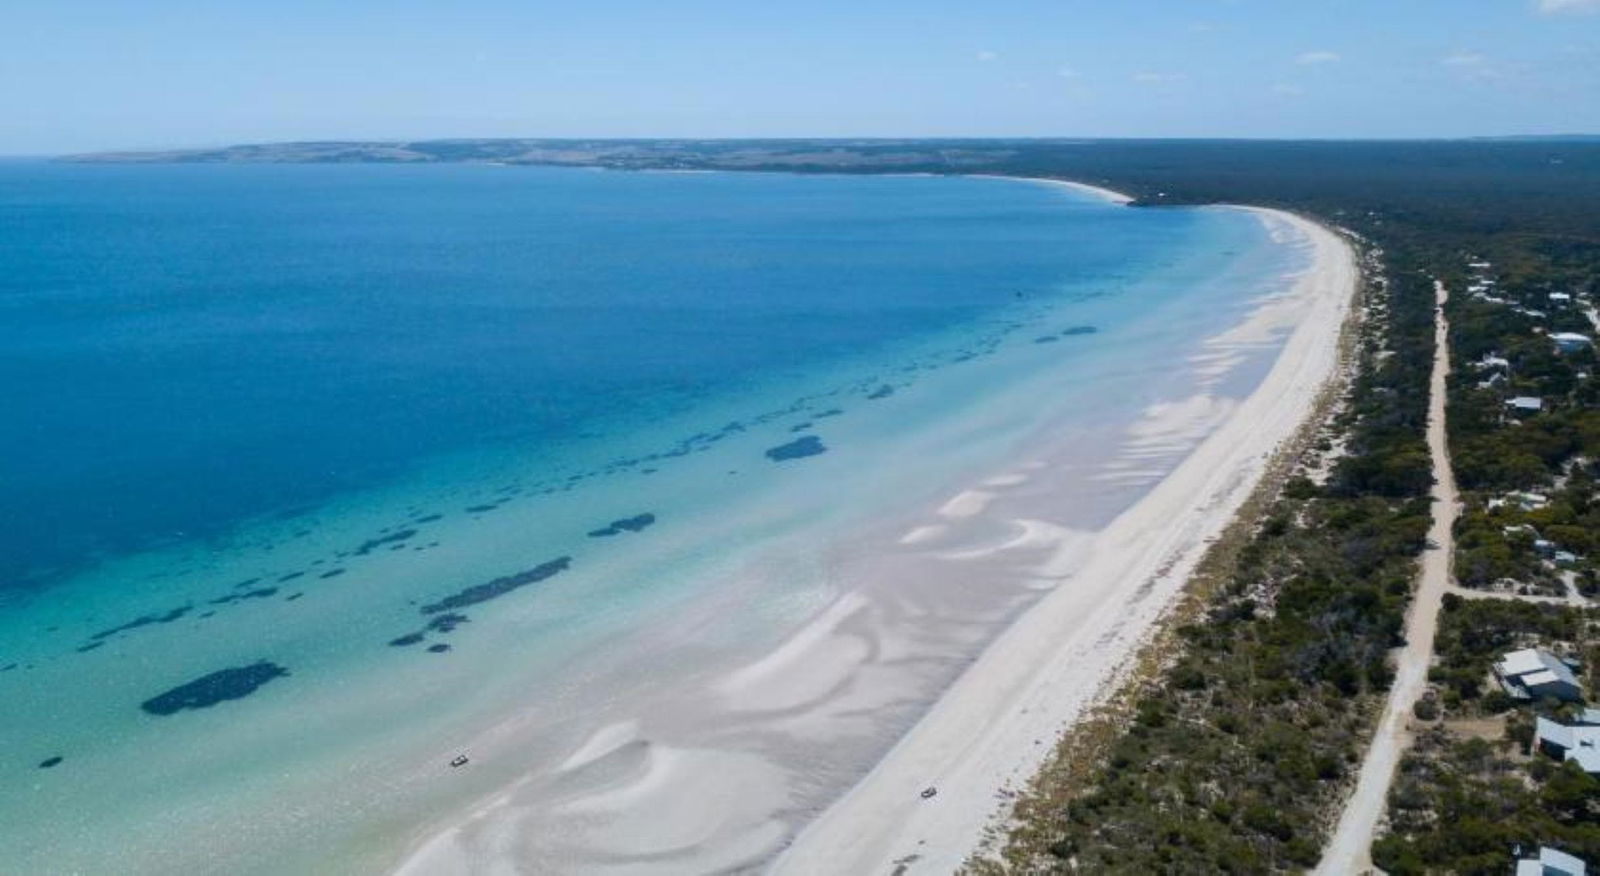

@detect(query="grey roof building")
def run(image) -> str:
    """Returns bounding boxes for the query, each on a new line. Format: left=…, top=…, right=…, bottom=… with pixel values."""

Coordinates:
left=1508, top=396, right=1545, bottom=414
left=1536, top=717, right=1600, bottom=774
left=1495, top=648, right=1584, bottom=702
left=1517, top=845, right=1588, bottom=876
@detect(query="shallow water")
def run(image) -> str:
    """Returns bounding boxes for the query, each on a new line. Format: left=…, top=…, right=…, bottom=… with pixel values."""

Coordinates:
left=0, top=164, right=1305, bottom=873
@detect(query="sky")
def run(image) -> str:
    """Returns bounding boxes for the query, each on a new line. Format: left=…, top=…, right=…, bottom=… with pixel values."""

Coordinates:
left=3, top=0, right=1598, bottom=154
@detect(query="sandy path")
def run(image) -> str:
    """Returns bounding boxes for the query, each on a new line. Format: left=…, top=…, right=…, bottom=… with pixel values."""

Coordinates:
left=771, top=208, right=1357, bottom=876
left=1314, top=279, right=1458, bottom=875
left=1445, top=583, right=1585, bottom=607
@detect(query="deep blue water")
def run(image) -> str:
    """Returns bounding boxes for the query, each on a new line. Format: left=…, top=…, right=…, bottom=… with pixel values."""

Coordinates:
left=0, top=163, right=1187, bottom=589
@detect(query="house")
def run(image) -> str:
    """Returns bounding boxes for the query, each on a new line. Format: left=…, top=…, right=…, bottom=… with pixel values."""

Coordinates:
left=1479, top=354, right=1511, bottom=369
left=1552, top=332, right=1594, bottom=354
left=1536, top=717, right=1600, bottom=772
left=1556, top=551, right=1580, bottom=567
left=1518, top=492, right=1551, bottom=511
left=1508, top=396, right=1545, bottom=414
left=1496, top=648, right=1584, bottom=701
left=1517, top=846, right=1588, bottom=876
left=1551, top=292, right=1573, bottom=304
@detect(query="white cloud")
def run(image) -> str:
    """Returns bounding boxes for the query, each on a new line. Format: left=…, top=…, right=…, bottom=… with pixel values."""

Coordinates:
left=1272, top=83, right=1305, bottom=96
left=1295, top=50, right=1341, bottom=65
left=1132, top=71, right=1185, bottom=83
left=1056, top=66, right=1079, bottom=79
left=1537, top=0, right=1600, bottom=13
left=976, top=50, right=998, bottom=62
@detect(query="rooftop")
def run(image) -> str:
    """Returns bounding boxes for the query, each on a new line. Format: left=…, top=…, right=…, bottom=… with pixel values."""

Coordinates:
left=1518, top=846, right=1588, bottom=876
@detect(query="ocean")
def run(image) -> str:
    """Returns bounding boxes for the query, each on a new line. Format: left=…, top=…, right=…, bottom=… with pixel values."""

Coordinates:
left=0, top=162, right=1309, bottom=873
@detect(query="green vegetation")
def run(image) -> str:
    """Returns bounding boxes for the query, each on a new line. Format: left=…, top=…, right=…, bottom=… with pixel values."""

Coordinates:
left=1374, top=597, right=1600, bottom=875
left=1446, top=264, right=1600, bottom=596
left=974, top=240, right=1430, bottom=873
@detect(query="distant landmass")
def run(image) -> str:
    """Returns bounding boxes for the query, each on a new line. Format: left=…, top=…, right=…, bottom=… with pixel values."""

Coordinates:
left=65, top=138, right=1024, bottom=170
left=1468, top=133, right=1600, bottom=142
left=66, top=135, right=1600, bottom=172
left=65, top=138, right=1600, bottom=233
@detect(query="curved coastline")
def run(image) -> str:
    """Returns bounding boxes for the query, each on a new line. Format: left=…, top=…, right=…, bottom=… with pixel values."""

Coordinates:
left=389, top=182, right=1359, bottom=875
left=770, top=194, right=1358, bottom=874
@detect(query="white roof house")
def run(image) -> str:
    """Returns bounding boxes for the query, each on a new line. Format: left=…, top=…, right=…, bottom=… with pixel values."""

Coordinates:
left=1552, top=332, right=1594, bottom=354
left=1497, top=648, right=1584, bottom=702
left=1536, top=717, right=1600, bottom=773
left=1518, top=492, right=1551, bottom=510
left=1508, top=396, right=1545, bottom=413
left=1551, top=293, right=1573, bottom=303
left=1518, top=846, right=1588, bottom=876
left=1480, top=354, right=1511, bottom=369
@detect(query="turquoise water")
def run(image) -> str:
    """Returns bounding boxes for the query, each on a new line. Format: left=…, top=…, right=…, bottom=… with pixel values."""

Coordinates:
left=0, top=164, right=1303, bottom=872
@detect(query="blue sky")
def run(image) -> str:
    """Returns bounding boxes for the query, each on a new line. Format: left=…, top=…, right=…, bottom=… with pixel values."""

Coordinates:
left=3, top=0, right=1597, bottom=153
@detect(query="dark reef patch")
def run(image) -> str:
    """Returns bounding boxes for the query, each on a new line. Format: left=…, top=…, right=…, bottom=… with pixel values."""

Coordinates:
left=88, top=605, right=193, bottom=642
left=427, top=613, right=469, bottom=633
left=38, top=756, right=63, bottom=769
left=420, top=557, right=571, bottom=614
left=140, top=661, right=289, bottom=715
left=866, top=385, right=895, bottom=400
left=209, top=587, right=278, bottom=606
left=388, top=633, right=425, bottom=647
left=284, top=592, right=304, bottom=602
left=277, top=571, right=305, bottom=582
left=464, top=503, right=501, bottom=514
left=414, top=513, right=444, bottom=523
left=354, top=529, right=417, bottom=556
left=765, top=436, right=826, bottom=462
left=1037, top=326, right=1096, bottom=343
left=76, top=642, right=104, bottom=653
left=587, top=513, right=657, bottom=538
left=318, top=568, right=345, bottom=579
left=427, top=644, right=451, bottom=653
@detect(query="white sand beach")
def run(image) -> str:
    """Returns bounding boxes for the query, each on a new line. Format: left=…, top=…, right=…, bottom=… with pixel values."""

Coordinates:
left=772, top=202, right=1357, bottom=875
left=392, top=193, right=1357, bottom=876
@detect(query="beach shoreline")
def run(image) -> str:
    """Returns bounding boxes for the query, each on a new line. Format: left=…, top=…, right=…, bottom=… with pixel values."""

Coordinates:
left=769, top=196, right=1357, bottom=874
left=972, top=173, right=1136, bottom=205
left=386, top=180, right=1356, bottom=876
